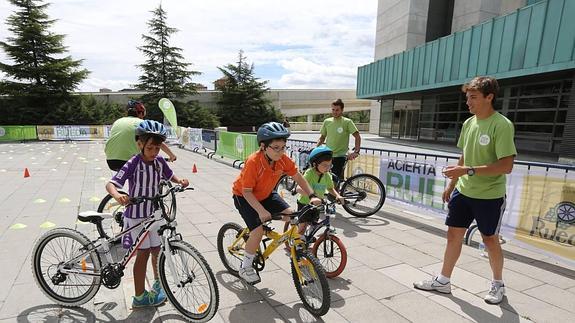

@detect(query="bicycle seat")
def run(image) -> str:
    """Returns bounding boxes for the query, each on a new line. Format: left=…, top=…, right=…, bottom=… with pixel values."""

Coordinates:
left=77, top=211, right=106, bottom=224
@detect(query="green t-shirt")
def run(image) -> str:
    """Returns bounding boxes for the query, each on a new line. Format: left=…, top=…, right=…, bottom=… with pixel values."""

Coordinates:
left=298, top=168, right=335, bottom=204
left=456, top=112, right=517, bottom=199
left=320, top=117, right=359, bottom=157
left=104, top=116, right=141, bottom=161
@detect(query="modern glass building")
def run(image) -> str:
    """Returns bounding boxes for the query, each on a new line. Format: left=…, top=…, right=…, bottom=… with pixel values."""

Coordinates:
left=357, top=0, right=574, bottom=162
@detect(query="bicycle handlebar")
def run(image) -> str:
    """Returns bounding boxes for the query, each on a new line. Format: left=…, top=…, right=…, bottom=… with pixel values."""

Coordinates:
left=129, top=183, right=193, bottom=205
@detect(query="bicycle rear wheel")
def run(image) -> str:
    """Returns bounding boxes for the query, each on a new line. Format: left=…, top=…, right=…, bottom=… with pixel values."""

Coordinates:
left=158, top=240, right=219, bottom=322
left=311, top=234, right=347, bottom=278
left=291, top=251, right=330, bottom=316
left=32, top=228, right=101, bottom=306
left=340, top=173, right=386, bottom=217
left=216, top=222, right=246, bottom=276
left=97, top=192, right=127, bottom=239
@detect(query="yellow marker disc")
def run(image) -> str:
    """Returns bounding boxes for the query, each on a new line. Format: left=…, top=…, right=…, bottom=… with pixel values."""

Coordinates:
left=10, top=223, right=27, bottom=229
left=89, top=196, right=101, bottom=202
left=40, top=221, right=56, bottom=229
left=59, top=197, right=71, bottom=203
left=34, top=199, right=47, bottom=204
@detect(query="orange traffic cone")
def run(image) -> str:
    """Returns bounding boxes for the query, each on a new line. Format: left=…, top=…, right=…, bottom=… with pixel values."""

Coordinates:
left=192, top=164, right=197, bottom=173
left=24, top=168, right=30, bottom=178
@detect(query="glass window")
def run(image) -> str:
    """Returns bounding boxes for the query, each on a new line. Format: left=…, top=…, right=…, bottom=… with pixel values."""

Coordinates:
left=438, top=102, right=459, bottom=112
left=521, top=82, right=561, bottom=96
left=420, top=113, right=435, bottom=122
left=515, top=124, right=553, bottom=135
left=556, top=110, right=567, bottom=123
left=560, top=95, right=571, bottom=109
left=515, top=111, right=555, bottom=123
left=563, top=80, right=573, bottom=93
left=439, top=93, right=461, bottom=103
left=554, top=125, right=564, bottom=138
left=437, top=113, right=458, bottom=122
left=517, top=96, right=558, bottom=110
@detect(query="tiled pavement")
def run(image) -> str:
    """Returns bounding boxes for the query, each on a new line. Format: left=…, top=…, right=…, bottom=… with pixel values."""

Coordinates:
left=0, top=141, right=574, bottom=322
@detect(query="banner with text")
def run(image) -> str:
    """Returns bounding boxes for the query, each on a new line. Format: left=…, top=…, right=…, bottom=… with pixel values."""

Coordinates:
left=0, top=126, right=37, bottom=142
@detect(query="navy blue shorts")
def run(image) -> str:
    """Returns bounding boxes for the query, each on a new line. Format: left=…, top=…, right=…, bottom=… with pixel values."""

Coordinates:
left=233, top=193, right=290, bottom=230
left=445, top=189, right=506, bottom=236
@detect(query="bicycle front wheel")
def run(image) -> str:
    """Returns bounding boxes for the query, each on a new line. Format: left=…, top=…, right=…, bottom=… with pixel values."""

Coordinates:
left=216, top=222, right=246, bottom=276
left=96, top=192, right=126, bottom=239
left=340, top=173, right=386, bottom=217
left=275, top=175, right=298, bottom=205
left=291, top=251, right=330, bottom=316
left=312, top=234, right=347, bottom=278
left=158, top=240, right=219, bottom=322
left=32, top=228, right=102, bottom=306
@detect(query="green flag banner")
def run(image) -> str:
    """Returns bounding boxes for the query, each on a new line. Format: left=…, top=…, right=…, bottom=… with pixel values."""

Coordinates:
left=158, top=98, right=179, bottom=136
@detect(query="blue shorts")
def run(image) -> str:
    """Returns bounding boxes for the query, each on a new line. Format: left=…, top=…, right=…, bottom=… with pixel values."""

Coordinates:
left=233, top=193, right=290, bottom=230
left=445, top=189, right=506, bottom=236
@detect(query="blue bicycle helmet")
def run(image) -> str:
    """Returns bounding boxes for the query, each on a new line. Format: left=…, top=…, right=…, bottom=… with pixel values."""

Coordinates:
left=136, top=120, right=167, bottom=141
left=257, top=122, right=290, bottom=144
left=308, top=145, right=333, bottom=166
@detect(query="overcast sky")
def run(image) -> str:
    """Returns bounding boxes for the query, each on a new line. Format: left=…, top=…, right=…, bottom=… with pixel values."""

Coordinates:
left=0, top=0, right=377, bottom=92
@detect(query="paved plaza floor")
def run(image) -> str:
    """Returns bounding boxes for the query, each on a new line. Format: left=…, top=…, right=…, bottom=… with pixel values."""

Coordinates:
left=0, top=141, right=574, bottom=322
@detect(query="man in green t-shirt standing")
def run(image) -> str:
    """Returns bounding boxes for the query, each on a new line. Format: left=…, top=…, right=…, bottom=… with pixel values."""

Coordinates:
left=317, top=99, right=361, bottom=181
left=105, top=100, right=176, bottom=171
left=413, top=76, right=517, bottom=305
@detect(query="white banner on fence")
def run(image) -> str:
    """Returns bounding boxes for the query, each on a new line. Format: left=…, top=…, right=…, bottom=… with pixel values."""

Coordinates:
left=378, top=155, right=575, bottom=266
left=179, top=127, right=203, bottom=151
left=379, top=156, right=449, bottom=213
left=37, top=125, right=112, bottom=140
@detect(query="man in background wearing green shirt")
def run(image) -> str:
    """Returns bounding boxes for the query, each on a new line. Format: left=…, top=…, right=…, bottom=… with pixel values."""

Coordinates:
left=317, top=99, right=361, bottom=181
left=414, top=76, right=517, bottom=305
left=105, top=100, right=176, bottom=171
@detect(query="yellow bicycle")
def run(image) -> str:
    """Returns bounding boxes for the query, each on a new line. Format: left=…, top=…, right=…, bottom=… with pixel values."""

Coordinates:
left=216, top=207, right=331, bottom=316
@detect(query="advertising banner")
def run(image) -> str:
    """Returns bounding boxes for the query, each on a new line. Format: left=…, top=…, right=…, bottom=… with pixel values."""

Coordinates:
left=37, top=125, right=109, bottom=140
left=215, top=131, right=258, bottom=161
left=379, top=156, right=449, bottom=211
left=0, top=126, right=37, bottom=141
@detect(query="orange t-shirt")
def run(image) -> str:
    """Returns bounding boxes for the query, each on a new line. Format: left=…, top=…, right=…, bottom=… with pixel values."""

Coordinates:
left=232, top=151, right=298, bottom=201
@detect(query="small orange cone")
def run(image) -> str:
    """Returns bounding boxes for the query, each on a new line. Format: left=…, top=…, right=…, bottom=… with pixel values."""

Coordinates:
left=24, top=168, right=30, bottom=178
left=192, top=164, right=197, bottom=173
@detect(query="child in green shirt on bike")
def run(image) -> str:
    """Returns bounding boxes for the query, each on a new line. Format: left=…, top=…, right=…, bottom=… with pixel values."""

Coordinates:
left=296, top=146, right=345, bottom=232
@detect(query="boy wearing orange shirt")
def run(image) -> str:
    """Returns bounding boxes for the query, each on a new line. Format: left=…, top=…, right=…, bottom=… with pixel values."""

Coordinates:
left=232, top=122, right=320, bottom=285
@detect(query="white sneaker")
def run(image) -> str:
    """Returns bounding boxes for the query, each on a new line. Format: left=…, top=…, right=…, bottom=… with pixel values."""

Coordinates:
left=413, top=277, right=451, bottom=294
left=484, top=283, right=505, bottom=304
left=239, top=266, right=261, bottom=285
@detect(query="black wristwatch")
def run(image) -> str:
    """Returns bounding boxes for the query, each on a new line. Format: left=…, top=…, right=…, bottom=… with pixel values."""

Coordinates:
left=309, top=193, right=318, bottom=199
left=467, top=167, right=475, bottom=176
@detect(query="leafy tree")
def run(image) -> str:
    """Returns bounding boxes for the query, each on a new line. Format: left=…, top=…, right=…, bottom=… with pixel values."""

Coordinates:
left=0, top=0, right=89, bottom=99
left=136, top=5, right=208, bottom=123
left=217, top=50, right=281, bottom=127
left=178, top=100, right=219, bottom=129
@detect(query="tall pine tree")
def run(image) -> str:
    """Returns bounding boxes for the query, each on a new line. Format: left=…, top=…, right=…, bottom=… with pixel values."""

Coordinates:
left=136, top=5, right=217, bottom=128
left=217, top=50, right=280, bottom=127
left=0, top=0, right=88, bottom=97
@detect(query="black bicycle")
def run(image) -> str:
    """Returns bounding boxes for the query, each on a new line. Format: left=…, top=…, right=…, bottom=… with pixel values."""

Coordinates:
left=277, top=149, right=386, bottom=217
left=32, top=182, right=219, bottom=322
left=282, top=200, right=347, bottom=278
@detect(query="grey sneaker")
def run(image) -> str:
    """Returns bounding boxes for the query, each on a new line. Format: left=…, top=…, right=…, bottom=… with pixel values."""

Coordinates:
left=484, top=283, right=505, bottom=304
left=239, top=266, right=261, bottom=285
left=413, top=277, right=451, bottom=294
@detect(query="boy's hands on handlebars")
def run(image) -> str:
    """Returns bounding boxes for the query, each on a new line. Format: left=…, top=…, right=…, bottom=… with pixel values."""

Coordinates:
left=113, top=193, right=130, bottom=206
left=179, top=178, right=189, bottom=188
left=258, top=209, right=272, bottom=223
left=310, top=197, right=322, bottom=206
left=336, top=194, right=346, bottom=205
